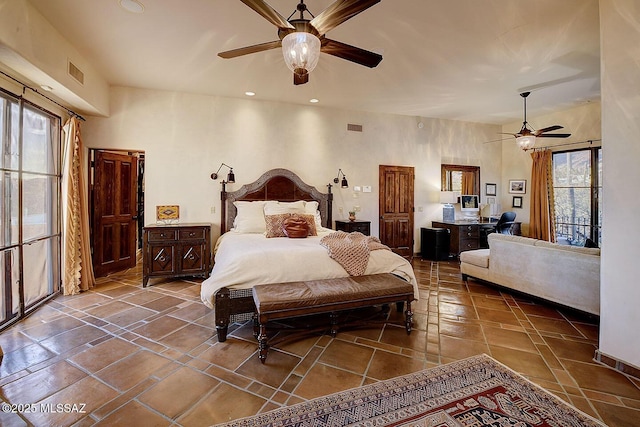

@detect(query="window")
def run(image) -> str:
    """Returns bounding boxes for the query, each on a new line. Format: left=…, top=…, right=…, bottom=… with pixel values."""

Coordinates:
left=552, top=147, right=602, bottom=246
left=0, top=89, right=61, bottom=330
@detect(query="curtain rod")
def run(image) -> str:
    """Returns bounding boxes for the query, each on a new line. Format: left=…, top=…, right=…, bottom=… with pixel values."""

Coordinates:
left=0, top=70, right=86, bottom=121
left=529, top=138, right=602, bottom=151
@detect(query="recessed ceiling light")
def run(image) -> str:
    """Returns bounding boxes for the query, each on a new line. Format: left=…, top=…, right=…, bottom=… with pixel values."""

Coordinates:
left=310, top=98, right=319, bottom=103
left=119, top=0, right=144, bottom=14
left=245, top=91, right=255, bottom=97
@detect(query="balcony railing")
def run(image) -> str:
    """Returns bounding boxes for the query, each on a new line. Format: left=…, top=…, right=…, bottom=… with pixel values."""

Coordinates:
left=555, top=215, right=599, bottom=246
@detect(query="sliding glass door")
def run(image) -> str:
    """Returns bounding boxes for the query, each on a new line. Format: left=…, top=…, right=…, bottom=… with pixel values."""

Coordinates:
left=0, top=89, right=61, bottom=330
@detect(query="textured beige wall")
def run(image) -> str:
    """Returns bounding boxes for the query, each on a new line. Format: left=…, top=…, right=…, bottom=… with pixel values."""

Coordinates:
left=500, top=101, right=601, bottom=236
left=598, top=0, right=640, bottom=369
left=82, top=86, right=502, bottom=248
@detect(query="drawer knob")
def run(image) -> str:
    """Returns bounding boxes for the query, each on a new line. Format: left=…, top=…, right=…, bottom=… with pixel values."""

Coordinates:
left=189, top=232, right=196, bottom=237
left=160, top=233, right=166, bottom=238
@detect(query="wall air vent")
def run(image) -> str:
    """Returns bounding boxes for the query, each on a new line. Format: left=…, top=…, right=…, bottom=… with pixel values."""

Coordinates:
left=68, top=60, right=84, bottom=85
left=347, top=123, right=363, bottom=132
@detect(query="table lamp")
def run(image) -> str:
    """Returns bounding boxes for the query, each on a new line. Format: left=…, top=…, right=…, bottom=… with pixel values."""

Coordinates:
left=440, top=191, right=457, bottom=222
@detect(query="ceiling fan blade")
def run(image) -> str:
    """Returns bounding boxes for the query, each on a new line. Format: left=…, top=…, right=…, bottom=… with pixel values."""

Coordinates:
left=534, top=125, right=563, bottom=135
left=239, top=0, right=295, bottom=29
left=294, top=72, right=309, bottom=85
left=310, top=0, right=381, bottom=35
left=321, top=39, right=382, bottom=68
left=218, top=40, right=282, bottom=59
left=537, top=133, right=572, bottom=138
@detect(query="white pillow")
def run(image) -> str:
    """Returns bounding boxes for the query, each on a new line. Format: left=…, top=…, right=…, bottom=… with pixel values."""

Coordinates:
left=232, top=201, right=267, bottom=233
left=263, top=200, right=306, bottom=215
left=304, top=201, right=324, bottom=230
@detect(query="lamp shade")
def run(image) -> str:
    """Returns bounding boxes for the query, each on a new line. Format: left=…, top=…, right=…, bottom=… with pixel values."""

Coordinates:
left=516, top=135, right=536, bottom=150
left=282, top=32, right=321, bottom=76
left=440, top=191, right=457, bottom=204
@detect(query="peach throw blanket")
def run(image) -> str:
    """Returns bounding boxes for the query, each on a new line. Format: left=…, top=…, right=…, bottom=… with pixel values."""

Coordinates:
left=320, top=231, right=390, bottom=276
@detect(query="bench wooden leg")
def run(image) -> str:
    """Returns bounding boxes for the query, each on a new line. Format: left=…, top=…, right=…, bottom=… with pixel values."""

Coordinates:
left=405, top=299, right=413, bottom=335
left=258, top=322, right=268, bottom=364
left=330, top=312, right=339, bottom=337
left=252, top=313, right=259, bottom=339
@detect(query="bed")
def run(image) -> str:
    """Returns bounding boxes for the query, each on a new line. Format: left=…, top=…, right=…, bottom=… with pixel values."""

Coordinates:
left=200, top=168, right=418, bottom=342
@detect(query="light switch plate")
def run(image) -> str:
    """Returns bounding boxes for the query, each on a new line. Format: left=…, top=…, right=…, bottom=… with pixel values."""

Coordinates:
left=354, top=186, right=361, bottom=192
left=363, top=186, right=372, bottom=193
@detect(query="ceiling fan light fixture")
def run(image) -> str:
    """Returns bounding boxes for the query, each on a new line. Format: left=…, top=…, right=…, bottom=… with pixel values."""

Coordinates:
left=282, top=32, right=321, bottom=75
left=516, top=135, right=536, bottom=150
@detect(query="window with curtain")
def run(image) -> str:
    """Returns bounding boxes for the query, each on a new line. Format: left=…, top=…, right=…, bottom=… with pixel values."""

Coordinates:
left=0, top=89, right=61, bottom=330
left=552, top=147, right=602, bottom=246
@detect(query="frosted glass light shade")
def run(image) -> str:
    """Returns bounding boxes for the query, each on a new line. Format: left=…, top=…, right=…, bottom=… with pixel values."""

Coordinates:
left=282, top=32, right=321, bottom=75
left=516, top=135, right=536, bottom=150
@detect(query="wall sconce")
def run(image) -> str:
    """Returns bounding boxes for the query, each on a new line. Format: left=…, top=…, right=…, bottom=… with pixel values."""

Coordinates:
left=333, top=169, right=349, bottom=189
left=211, top=163, right=235, bottom=183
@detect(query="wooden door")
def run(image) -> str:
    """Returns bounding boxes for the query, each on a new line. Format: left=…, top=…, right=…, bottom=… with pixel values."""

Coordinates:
left=379, top=165, right=414, bottom=259
left=91, top=151, right=138, bottom=277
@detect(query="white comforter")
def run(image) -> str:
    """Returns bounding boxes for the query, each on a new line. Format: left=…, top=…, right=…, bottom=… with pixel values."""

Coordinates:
left=200, top=230, right=419, bottom=309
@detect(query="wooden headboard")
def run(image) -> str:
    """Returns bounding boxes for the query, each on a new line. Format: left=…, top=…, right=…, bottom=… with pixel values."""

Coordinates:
left=220, top=168, right=333, bottom=234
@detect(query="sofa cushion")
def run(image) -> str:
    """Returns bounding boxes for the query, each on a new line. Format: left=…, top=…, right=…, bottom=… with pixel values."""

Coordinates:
left=488, top=234, right=536, bottom=247
left=534, top=240, right=600, bottom=256
left=460, top=249, right=490, bottom=268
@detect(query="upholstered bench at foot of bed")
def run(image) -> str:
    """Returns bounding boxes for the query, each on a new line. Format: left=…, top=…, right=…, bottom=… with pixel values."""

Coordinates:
left=252, top=273, right=414, bottom=364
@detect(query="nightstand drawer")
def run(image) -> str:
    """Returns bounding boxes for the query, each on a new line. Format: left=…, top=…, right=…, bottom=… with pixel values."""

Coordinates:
left=147, top=229, right=178, bottom=241
left=179, top=229, right=206, bottom=240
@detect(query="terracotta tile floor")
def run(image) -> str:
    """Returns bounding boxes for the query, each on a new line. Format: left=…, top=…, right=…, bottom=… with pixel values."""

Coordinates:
left=1, top=259, right=639, bottom=426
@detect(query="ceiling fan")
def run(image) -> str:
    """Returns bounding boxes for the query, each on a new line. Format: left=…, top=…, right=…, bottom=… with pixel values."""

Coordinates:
left=501, top=92, right=571, bottom=150
left=218, top=0, right=383, bottom=85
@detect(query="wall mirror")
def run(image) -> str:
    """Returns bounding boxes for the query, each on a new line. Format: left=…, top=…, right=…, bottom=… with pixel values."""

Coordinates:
left=441, top=164, right=480, bottom=195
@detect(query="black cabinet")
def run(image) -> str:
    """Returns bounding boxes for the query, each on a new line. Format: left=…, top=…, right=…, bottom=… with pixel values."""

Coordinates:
left=335, top=220, right=371, bottom=235
left=420, top=227, right=450, bottom=260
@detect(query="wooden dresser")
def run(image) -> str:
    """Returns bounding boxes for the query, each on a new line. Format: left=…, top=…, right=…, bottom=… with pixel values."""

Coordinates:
left=143, top=223, right=212, bottom=287
left=335, top=220, right=371, bottom=235
left=431, top=221, right=481, bottom=257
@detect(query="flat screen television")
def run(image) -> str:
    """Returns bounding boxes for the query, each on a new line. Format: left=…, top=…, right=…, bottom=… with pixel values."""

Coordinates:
left=460, top=195, right=479, bottom=219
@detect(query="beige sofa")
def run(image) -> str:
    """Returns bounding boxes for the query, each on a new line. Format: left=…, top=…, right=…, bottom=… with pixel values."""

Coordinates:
left=460, top=233, right=600, bottom=315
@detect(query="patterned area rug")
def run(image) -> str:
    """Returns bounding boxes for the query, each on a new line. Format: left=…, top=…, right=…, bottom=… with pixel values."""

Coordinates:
left=215, top=354, right=605, bottom=427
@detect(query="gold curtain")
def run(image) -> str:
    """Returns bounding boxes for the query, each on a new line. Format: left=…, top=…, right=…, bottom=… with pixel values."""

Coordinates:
left=62, top=117, right=95, bottom=294
left=461, top=171, right=475, bottom=195
left=529, top=149, right=556, bottom=242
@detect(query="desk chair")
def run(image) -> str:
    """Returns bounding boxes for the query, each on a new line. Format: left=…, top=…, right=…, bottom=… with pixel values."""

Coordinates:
left=494, top=211, right=517, bottom=234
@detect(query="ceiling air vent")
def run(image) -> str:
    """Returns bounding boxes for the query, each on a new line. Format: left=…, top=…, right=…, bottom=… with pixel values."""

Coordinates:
left=347, top=123, right=363, bottom=132
left=68, top=60, right=84, bottom=85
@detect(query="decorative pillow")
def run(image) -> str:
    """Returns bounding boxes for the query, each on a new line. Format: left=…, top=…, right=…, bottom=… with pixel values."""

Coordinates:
left=263, top=200, right=306, bottom=216
left=282, top=215, right=310, bottom=238
left=232, top=201, right=267, bottom=233
left=304, top=201, right=324, bottom=230
left=265, top=213, right=317, bottom=238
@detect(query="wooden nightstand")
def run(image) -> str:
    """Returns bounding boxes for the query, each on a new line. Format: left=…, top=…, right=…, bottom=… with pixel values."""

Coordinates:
left=143, top=223, right=212, bottom=287
left=335, top=220, right=371, bottom=236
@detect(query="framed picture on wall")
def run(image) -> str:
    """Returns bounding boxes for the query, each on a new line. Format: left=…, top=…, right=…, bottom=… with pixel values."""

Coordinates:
left=486, top=196, right=496, bottom=205
left=509, top=180, right=526, bottom=194
left=485, top=183, right=497, bottom=196
left=512, top=196, right=523, bottom=208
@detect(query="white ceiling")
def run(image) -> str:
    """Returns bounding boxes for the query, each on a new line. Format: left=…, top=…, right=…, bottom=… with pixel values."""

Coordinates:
left=26, top=0, right=601, bottom=125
